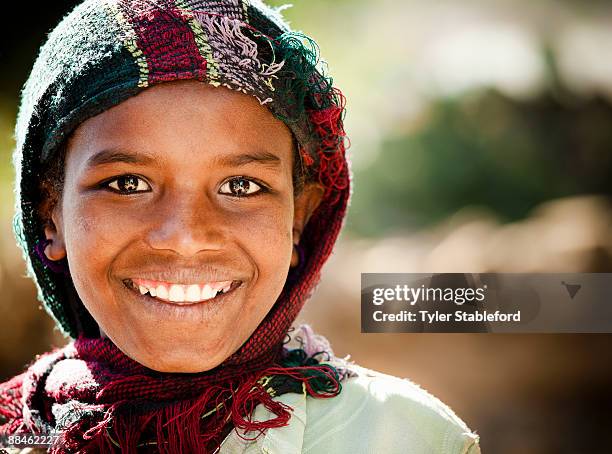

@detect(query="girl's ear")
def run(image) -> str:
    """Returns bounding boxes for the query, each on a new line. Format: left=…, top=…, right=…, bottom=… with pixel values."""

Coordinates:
left=42, top=206, right=67, bottom=262
left=291, top=183, right=324, bottom=267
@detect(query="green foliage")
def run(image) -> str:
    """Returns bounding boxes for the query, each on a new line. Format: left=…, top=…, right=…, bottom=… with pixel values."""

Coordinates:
left=347, top=89, right=612, bottom=236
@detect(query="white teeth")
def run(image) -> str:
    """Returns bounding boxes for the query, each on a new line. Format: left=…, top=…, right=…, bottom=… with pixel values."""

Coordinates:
left=186, top=284, right=200, bottom=302
left=168, top=284, right=185, bottom=302
left=156, top=285, right=169, bottom=300
left=202, top=284, right=216, bottom=300
left=133, top=280, right=235, bottom=302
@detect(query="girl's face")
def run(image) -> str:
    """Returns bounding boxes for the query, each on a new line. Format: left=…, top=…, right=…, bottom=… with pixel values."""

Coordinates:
left=44, top=80, right=323, bottom=372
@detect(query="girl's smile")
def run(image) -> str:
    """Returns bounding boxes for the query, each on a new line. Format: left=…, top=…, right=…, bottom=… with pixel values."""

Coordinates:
left=126, top=278, right=237, bottom=303
left=121, top=275, right=245, bottom=324
left=42, top=79, right=324, bottom=372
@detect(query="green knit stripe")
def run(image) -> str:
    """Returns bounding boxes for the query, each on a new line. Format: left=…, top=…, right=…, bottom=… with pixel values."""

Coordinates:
left=242, top=0, right=250, bottom=22
left=107, top=1, right=150, bottom=88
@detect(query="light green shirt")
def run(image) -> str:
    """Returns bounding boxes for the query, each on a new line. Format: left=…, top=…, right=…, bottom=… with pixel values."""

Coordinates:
left=220, top=363, right=481, bottom=454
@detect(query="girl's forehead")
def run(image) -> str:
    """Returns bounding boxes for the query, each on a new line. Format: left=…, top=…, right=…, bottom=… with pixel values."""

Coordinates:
left=67, top=80, right=295, bottom=166
left=77, top=80, right=290, bottom=136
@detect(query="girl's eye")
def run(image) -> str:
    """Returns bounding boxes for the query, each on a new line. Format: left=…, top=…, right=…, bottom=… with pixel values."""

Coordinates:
left=105, top=175, right=151, bottom=194
left=219, top=177, right=264, bottom=197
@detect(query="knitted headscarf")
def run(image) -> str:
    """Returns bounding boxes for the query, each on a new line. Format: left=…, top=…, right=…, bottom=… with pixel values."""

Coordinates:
left=0, top=0, right=351, bottom=452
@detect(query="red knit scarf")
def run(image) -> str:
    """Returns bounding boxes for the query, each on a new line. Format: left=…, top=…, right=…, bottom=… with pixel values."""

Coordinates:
left=0, top=332, right=345, bottom=453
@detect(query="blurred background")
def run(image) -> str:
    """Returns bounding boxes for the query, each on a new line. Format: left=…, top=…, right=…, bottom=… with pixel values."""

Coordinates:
left=2, top=1, right=612, bottom=452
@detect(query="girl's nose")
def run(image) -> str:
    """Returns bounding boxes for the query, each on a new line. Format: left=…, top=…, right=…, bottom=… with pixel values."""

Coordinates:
left=145, top=190, right=227, bottom=257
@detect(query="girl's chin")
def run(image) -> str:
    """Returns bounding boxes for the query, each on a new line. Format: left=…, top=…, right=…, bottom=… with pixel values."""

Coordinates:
left=122, top=338, right=234, bottom=373
left=140, top=358, right=225, bottom=373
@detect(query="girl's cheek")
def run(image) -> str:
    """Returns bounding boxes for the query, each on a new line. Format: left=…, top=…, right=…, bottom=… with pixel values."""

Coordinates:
left=76, top=203, right=135, bottom=244
left=229, top=203, right=293, bottom=246
left=63, top=200, right=135, bottom=278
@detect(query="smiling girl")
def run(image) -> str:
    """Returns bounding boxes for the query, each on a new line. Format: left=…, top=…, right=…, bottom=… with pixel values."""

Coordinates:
left=0, top=1, right=480, bottom=453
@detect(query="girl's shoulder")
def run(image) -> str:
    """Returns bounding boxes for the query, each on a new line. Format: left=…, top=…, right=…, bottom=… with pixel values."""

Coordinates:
left=222, top=360, right=480, bottom=454
left=302, top=363, right=480, bottom=453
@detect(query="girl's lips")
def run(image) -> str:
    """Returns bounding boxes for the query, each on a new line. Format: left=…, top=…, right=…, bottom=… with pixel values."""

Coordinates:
left=123, top=278, right=242, bottom=305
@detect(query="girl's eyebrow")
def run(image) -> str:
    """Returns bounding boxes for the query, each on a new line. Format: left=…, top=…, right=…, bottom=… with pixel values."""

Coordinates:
left=86, top=148, right=155, bottom=168
left=85, top=149, right=282, bottom=169
left=216, top=150, right=282, bottom=168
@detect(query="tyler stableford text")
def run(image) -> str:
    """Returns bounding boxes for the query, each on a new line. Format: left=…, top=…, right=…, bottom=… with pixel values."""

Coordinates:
left=373, top=309, right=521, bottom=323
left=369, top=284, right=521, bottom=324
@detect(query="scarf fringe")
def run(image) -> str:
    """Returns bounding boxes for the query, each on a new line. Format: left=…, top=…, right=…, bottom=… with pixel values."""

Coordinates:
left=49, top=353, right=341, bottom=453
